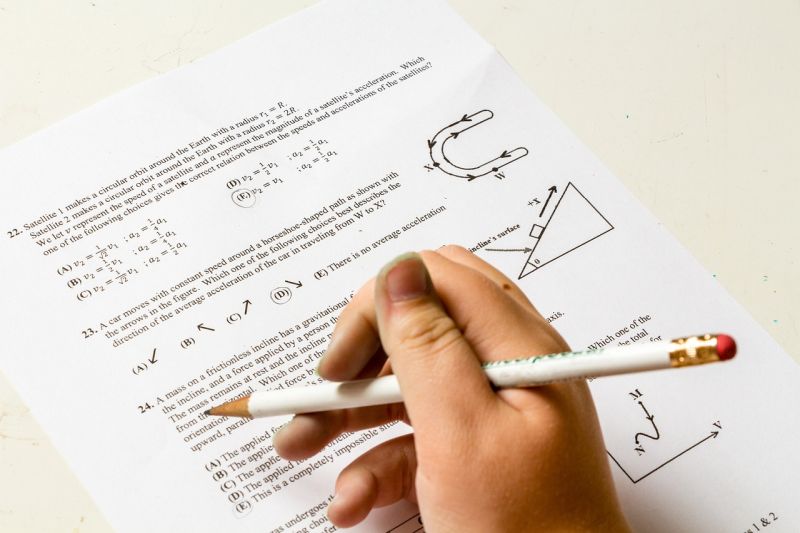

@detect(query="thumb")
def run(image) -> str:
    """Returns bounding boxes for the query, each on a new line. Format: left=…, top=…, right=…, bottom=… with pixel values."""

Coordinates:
left=374, top=252, right=496, bottom=433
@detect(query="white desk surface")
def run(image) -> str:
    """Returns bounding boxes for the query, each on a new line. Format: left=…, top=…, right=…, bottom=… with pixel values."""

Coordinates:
left=1, top=1, right=798, bottom=531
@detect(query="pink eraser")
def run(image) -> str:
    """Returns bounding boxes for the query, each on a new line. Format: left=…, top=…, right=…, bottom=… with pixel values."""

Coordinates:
left=716, top=334, right=737, bottom=360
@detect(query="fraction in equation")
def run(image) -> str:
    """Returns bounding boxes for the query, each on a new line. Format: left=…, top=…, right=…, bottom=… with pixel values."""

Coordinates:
left=227, top=162, right=285, bottom=209
left=57, top=217, right=187, bottom=301
left=286, top=138, right=338, bottom=173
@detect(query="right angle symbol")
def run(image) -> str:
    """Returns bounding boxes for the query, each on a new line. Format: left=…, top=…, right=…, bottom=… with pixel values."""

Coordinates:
left=518, top=182, right=614, bottom=279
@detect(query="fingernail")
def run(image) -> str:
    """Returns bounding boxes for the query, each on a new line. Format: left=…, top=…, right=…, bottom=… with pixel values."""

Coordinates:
left=315, top=353, right=325, bottom=376
left=382, top=253, right=430, bottom=302
left=329, top=489, right=344, bottom=512
left=328, top=480, right=359, bottom=517
left=272, top=420, right=294, bottom=457
left=314, top=359, right=329, bottom=379
left=274, top=419, right=291, bottom=437
left=328, top=488, right=350, bottom=520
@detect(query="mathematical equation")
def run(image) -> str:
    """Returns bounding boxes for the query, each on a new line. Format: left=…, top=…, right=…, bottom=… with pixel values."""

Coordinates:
left=286, top=138, right=338, bottom=172
left=227, top=138, right=339, bottom=208
left=262, top=101, right=297, bottom=126
left=56, top=218, right=186, bottom=301
left=227, top=161, right=283, bottom=208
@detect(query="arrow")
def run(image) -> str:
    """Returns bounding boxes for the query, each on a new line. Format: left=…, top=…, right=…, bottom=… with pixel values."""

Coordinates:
left=197, top=323, right=215, bottom=332
left=484, top=247, right=533, bottom=253
left=609, top=428, right=720, bottom=485
left=243, top=299, right=252, bottom=315
left=539, top=186, right=557, bottom=218
left=440, top=112, right=479, bottom=132
left=285, top=280, right=303, bottom=288
left=466, top=174, right=478, bottom=181
left=148, top=348, right=157, bottom=364
left=428, top=110, right=530, bottom=180
left=634, top=401, right=660, bottom=444
left=428, top=110, right=528, bottom=180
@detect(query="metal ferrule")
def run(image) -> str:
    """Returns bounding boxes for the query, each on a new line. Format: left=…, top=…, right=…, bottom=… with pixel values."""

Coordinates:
left=668, top=334, right=720, bottom=367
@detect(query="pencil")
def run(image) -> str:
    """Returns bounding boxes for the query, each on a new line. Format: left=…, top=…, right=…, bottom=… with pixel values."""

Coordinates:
left=206, top=333, right=736, bottom=418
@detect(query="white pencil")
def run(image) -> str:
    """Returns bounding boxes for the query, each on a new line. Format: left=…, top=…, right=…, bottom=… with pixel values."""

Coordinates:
left=206, top=333, right=736, bottom=418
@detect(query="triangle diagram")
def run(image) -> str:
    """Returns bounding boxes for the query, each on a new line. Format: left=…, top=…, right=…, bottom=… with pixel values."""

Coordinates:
left=518, top=182, right=613, bottom=279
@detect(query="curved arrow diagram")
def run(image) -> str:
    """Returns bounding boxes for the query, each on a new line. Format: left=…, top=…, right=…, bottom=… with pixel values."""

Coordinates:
left=428, top=110, right=529, bottom=181
left=633, top=401, right=661, bottom=444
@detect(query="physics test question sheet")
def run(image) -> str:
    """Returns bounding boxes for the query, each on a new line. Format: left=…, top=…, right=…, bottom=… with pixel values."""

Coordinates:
left=1, top=1, right=798, bottom=531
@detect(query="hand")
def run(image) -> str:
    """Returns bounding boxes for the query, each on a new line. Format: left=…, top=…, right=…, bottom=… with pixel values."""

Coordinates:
left=274, top=246, right=629, bottom=532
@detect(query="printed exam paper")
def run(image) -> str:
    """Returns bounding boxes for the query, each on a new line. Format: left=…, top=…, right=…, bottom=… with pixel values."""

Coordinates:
left=1, top=1, right=798, bottom=531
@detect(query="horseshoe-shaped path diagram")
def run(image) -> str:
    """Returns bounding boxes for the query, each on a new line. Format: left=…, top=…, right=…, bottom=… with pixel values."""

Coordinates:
left=427, top=109, right=528, bottom=180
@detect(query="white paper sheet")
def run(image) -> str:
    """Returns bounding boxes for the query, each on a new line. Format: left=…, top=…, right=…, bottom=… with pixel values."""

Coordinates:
left=1, top=1, right=798, bottom=531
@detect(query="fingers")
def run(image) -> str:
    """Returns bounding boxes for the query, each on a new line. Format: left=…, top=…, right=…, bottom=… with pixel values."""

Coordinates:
left=417, top=251, right=562, bottom=361
left=279, top=248, right=551, bottom=459
left=327, top=435, right=417, bottom=528
left=436, top=244, right=538, bottom=313
left=373, top=253, right=497, bottom=432
left=273, top=402, right=408, bottom=460
left=320, top=249, right=560, bottom=385
left=318, top=278, right=381, bottom=381
left=321, top=246, right=532, bottom=382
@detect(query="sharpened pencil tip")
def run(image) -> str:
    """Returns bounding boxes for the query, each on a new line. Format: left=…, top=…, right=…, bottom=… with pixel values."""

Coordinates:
left=205, top=395, right=252, bottom=418
left=203, top=409, right=211, bottom=415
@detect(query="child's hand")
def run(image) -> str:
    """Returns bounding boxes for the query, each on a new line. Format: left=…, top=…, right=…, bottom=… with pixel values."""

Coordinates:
left=274, top=246, right=629, bottom=532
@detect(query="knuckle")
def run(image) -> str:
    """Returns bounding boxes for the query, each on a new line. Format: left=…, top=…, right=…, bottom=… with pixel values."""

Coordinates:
left=437, top=244, right=471, bottom=258
left=396, top=310, right=462, bottom=356
left=417, top=249, right=440, bottom=264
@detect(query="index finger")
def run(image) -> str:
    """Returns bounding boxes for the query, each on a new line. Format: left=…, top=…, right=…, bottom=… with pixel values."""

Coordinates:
left=318, top=250, right=563, bottom=382
left=373, top=253, right=498, bottom=433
